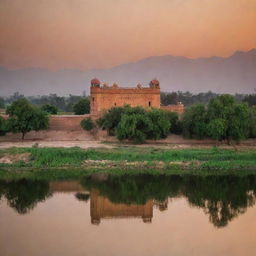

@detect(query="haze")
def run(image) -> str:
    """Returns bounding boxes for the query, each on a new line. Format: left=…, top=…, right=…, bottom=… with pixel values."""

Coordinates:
left=1, top=0, right=256, bottom=70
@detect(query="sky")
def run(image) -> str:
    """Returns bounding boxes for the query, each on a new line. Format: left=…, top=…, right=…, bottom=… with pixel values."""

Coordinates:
left=0, top=0, right=256, bottom=70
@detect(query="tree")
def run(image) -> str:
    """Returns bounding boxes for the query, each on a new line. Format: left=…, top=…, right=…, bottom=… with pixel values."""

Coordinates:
left=73, top=98, right=90, bottom=115
left=207, top=95, right=250, bottom=142
left=147, top=108, right=170, bottom=139
left=0, top=116, right=8, bottom=136
left=207, top=119, right=227, bottom=141
left=0, top=98, right=5, bottom=109
left=97, top=106, right=126, bottom=135
left=41, top=104, right=58, bottom=114
left=182, top=104, right=208, bottom=139
left=81, top=117, right=95, bottom=131
left=249, top=106, right=256, bottom=138
left=243, top=94, right=256, bottom=107
left=117, top=113, right=152, bottom=143
left=6, top=99, right=49, bottom=139
left=166, top=111, right=182, bottom=134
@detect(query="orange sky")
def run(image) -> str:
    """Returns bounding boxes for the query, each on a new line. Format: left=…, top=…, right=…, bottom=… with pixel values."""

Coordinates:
left=0, top=0, right=256, bottom=70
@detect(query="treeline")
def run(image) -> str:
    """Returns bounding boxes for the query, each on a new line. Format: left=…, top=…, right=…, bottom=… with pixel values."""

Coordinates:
left=1, top=91, right=256, bottom=112
left=0, top=92, right=90, bottom=113
left=161, top=91, right=255, bottom=106
left=81, top=94, right=256, bottom=143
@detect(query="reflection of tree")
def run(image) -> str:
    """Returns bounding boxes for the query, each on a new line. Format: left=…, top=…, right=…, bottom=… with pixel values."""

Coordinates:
left=75, top=193, right=90, bottom=202
left=0, top=179, right=52, bottom=214
left=182, top=176, right=256, bottom=228
left=81, top=174, right=256, bottom=228
left=81, top=174, right=175, bottom=205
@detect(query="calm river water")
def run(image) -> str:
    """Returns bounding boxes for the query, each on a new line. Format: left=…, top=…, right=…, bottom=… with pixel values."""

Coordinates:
left=0, top=174, right=256, bottom=256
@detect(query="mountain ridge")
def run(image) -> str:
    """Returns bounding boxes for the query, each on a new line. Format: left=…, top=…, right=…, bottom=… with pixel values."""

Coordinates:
left=0, top=49, right=255, bottom=96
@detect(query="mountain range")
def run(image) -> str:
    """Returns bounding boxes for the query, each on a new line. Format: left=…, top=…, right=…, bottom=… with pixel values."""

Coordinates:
left=0, top=49, right=256, bottom=96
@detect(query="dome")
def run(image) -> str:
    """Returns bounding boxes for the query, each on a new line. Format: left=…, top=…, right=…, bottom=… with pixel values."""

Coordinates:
left=149, top=79, right=160, bottom=87
left=91, top=78, right=101, bottom=86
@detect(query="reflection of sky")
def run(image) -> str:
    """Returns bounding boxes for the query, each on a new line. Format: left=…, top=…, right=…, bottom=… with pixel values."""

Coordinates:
left=0, top=193, right=256, bottom=256
left=0, top=0, right=256, bottom=70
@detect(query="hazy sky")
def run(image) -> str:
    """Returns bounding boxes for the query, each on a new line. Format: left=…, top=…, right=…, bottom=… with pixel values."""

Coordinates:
left=0, top=0, right=256, bottom=70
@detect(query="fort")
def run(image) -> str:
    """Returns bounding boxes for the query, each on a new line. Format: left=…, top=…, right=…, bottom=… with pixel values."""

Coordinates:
left=90, top=78, right=184, bottom=115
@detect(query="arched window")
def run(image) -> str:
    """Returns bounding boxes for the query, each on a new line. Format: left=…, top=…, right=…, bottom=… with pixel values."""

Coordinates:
left=148, top=101, right=151, bottom=107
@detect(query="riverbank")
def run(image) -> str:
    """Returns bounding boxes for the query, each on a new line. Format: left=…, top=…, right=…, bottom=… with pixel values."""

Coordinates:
left=0, top=146, right=256, bottom=180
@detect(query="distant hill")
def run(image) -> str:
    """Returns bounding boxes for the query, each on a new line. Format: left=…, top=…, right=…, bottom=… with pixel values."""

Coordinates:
left=0, top=49, right=256, bottom=96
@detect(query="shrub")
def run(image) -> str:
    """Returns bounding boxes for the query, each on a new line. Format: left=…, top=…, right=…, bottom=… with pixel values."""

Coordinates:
left=73, top=98, right=90, bottom=115
left=41, top=104, right=58, bottom=114
left=6, top=99, right=49, bottom=139
left=80, top=117, right=95, bottom=131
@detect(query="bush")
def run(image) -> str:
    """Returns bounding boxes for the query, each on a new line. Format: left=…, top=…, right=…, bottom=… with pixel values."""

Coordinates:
left=0, top=116, right=8, bottom=136
left=73, top=98, right=90, bottom=115
left=207, top=119, right=227, bottom=141
left=6, top=99, right=49, bottom=139
left=41, top=104, right=58, bottom=114
left=80, top=117, right=95, bottom=131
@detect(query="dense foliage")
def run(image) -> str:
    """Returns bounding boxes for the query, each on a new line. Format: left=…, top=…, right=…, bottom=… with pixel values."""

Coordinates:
left=243, top=94, right=256, bottom=107
left=0, top=98, right=5, bottom=109
left=0, top=116, right=8, bottom=136
left=161, top=91, right=245, bottom=106
left=98, top=106, right=171, bottom=142
left=6, top=99, right=49, bottom=139
left=73, top=98, right=90, bottom=115
left=80, top=117, right=95, bottom=131
left=181, top=95, right=251, bottom=142
left=41, top=104, right=58, bottom=114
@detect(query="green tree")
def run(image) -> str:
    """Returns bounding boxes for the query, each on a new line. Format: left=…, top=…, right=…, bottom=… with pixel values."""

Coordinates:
left=0, top=116, right=8, bottom=136
left=97, top=106, right=126, bottom=135
left=117, top=113, right=152, bottom=143
left=166, top=111, right=182, bottom=134
left=41, top=104, right=58, bottom=114
left=73, top=98, right=90, bottom=115
left=207, top=119, right=226, bottom=141
left=6, top=99, right=49, bottom=139
left=147, top=108, right=170, bottom=139
left=207, top=95, right=250, bottom=142
left=80, top=117, right=95, bottom=131
left=182, top=104, right=208, bottom=139
left=0, top=98, right=5, bottom=109
left=249, top=106, right=256, bottom=138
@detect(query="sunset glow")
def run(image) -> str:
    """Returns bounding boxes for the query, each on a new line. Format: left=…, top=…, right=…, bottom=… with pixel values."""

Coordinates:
left=0, top=0, right=256, bottom=70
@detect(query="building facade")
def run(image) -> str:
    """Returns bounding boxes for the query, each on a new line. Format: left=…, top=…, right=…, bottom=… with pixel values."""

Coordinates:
left=90, top=78, right=184, bottom=115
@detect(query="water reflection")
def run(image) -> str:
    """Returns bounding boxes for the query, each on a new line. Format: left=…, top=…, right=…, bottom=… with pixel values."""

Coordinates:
left=0, top=179, right=52, bottom=214
left=1, top=174, right=256, bottom=228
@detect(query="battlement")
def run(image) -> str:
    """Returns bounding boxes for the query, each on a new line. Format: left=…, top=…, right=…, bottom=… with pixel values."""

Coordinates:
left=90, top=79, right=161, bottom=115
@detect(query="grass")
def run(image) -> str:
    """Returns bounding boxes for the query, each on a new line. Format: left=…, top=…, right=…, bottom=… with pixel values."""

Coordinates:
left=0, top=146, right=256, bottom=179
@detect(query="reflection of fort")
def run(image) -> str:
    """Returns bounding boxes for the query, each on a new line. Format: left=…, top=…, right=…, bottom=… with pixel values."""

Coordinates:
left=49, top=181, right=169, bottom=225
left=90, top=189, right=154, bottom=224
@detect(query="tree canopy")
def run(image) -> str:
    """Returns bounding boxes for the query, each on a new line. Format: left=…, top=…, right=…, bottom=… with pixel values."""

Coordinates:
left=6, top=99, right=49, bottom=139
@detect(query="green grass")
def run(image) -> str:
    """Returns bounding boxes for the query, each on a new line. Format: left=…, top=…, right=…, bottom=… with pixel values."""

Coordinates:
left=0, top=146, right=256, bottom=174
